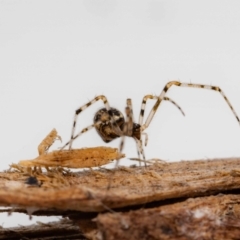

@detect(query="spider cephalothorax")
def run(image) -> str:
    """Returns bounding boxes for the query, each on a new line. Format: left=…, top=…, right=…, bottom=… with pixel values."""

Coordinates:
left=61, top=81, right=240, bottom=160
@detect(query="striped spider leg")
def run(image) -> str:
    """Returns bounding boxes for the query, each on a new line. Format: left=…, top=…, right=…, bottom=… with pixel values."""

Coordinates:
left=61, top=95, right=185, bottom=160
left=139, top=95, right=185, bottom=127
left=140, top=81, right=240, bottom=137
left=61, top=95, right=123, bottom=150
left=118, top=98, right=147, bottom=165
left=126, top=95, right=186, bottom=162
left=116, top=99, right=134, bottom=166
left=121, top=98, right=148, bottom=166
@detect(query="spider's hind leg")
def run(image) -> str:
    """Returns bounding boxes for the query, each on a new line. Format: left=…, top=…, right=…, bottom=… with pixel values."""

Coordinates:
left=135, top=138, right=146, bottom=166
left=139, top=95, right=185, bottom=127
left=143, top=81, right=240, bottom=131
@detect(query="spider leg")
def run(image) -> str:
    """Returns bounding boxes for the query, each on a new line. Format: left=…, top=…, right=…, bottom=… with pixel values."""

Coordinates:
left=119, top=136, right=125, bottom=153
left=61, top=122, right=101, bottom=149
left=125, top=98, right=134, bottom=136
left=117, top=99, right=134, bottom=164
left=139, top=95, right=185, bottom=127
left=119, top=98, right=134, bottom=154
left=116, top=98, right=137, bottom=167
left=135, top=138, right=146, bottom=165
left=108, top=115, right=130, bottom=191
left=141, top=132, right=148, bottom=146
left=163, top=97, right=185, bottom=116
left=68, top=95, right=122, bottom=149
left=124, top=99, right=146, bottom=165
left=142, top=81, right=240, bottom=131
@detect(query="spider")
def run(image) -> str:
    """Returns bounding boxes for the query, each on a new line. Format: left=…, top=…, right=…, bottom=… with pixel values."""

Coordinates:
left=60, top=94, right=185, bottom=160
left=61, top=81, right=240, bottom=162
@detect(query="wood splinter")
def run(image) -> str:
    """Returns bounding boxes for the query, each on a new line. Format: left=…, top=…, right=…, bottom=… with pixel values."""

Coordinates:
left=18, top=128, right=125, bottom=169
left=38, top=128, right=62, bottom=155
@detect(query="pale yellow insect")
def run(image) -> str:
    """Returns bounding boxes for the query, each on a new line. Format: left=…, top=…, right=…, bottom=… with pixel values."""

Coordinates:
left=18, top=129, right=125, bottom=168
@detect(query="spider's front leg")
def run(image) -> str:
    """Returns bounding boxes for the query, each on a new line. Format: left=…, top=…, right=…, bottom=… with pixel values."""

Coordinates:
left=65, top=95, right=123, bottom=150
left=60, top=123, right=97, bottom=150
left=68, top=95, right=111, bottom=149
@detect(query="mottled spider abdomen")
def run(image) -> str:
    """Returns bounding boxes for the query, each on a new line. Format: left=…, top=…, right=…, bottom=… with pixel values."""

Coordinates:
left=94, top=108, right=125, bottom=143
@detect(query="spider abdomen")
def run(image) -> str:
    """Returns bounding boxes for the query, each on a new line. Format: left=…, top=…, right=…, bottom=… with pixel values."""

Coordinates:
left=94, top=108, right=125, bottom=143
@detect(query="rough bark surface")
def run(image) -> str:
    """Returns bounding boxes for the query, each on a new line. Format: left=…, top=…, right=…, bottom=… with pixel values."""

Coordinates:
left=96, top=194, right=240, bottom=240
left=0, top=219, right=85, bottom=240
left=1, top=157, right=240, bottom=239
left=1, top=158, right=240, bottom=211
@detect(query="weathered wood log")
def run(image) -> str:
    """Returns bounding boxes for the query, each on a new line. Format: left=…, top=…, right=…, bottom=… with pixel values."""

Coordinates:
left=2, top=194, right=240, bottom=240
left=0, top=158, right=240, bottom=212
left=0, top=219, right=84, bottom=240
left=1, top=157, right=240, bottom=239
left=96, top=194, right=240, bottom=240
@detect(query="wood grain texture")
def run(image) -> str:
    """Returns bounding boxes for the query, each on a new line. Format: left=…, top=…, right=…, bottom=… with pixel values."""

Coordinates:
left=0, top=158, right=240, bottom=211
left=96, top=194, right=240, bottom=240
left=1, top=157, right=240, bottom=239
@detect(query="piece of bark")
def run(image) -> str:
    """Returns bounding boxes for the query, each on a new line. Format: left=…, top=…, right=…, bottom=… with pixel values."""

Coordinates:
left=0, top=219, right=84, bottom=240
left=1, top=157, right=240, bottom=239
left=96, top=194, right=240, bottom=240
left=18, top=147, right=124, bottom=168
left=0, top=158, right=240, bottom=212
left=0, top=208, right=99, bottom=240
